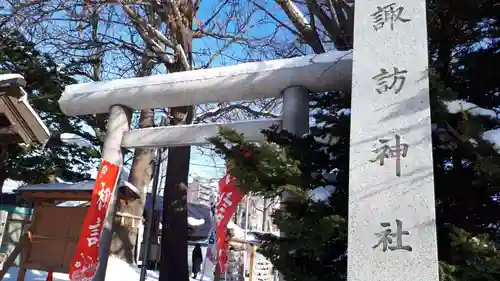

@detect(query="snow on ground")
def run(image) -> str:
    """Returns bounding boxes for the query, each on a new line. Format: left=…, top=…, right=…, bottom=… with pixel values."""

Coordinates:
left=3, top=257, right=158, bottom=281
left=2, top=256, right=213, bottom=281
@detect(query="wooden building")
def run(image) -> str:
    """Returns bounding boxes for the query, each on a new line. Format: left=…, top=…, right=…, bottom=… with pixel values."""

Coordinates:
left=0, top=178, right=140, bottom=281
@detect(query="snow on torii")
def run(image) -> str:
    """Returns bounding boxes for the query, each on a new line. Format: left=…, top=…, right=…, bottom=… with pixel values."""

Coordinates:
left=58, top=50, right=352, bottom=116
left=58, top=50, right=352, bottom=150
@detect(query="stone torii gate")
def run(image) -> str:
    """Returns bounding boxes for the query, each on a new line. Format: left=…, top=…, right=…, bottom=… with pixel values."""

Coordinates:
left=58, top=0, right=440, bottom=279
left=59, top=50, right=352, bottom=281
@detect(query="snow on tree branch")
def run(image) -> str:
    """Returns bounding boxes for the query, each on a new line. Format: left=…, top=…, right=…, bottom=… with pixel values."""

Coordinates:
left=444, top=100, right=500, bottom=155
left=444, top=100, right=498, bottom=119
left=482, top=129, right=500, bottom=152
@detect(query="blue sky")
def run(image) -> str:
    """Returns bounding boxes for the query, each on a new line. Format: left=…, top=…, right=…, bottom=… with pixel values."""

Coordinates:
left=185, top=0, right=293, bottom=183
left=0, top=0, right=300, bottom=186
left=69, top=0, right=297, bottom=184
left=193, top=0, right=293, bottom=67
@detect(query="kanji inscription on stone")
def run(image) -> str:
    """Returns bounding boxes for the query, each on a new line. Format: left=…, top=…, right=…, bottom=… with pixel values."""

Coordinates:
left=372, top=219, right=413, bottom=252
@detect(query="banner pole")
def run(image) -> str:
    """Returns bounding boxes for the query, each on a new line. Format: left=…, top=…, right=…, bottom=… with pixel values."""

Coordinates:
left=242, top=193, right=251, bottom=281
left=139, top=145, right=163, bottom=281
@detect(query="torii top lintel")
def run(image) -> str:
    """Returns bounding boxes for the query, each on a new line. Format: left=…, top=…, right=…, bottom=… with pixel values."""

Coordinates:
left=58, top=51, right=353, bottom=116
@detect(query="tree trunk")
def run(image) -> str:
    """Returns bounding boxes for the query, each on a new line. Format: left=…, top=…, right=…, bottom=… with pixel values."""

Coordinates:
left=159, top=105, right=193, bottom=281
left=111, top=108, right=154, bottom=263
left=159, top=3, right=194, bottom=280
left=160, top=143, right=191, bottom=281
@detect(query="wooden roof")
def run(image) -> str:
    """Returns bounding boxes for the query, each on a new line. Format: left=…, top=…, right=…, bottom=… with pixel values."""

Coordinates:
left=16, top=179, right=141, bottom=202
left=0, top=74, right=50, bottom=145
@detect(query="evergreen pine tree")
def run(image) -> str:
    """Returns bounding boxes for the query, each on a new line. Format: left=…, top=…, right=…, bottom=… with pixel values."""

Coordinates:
left=209, top=1, right=500, bottom=281
left=209, top=90, right=351, bottom=281
left=0, top=27, right=100, bottom=192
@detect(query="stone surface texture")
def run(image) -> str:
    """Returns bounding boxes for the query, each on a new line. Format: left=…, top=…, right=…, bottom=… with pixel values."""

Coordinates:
left=348, top=0, right=439, bottom=281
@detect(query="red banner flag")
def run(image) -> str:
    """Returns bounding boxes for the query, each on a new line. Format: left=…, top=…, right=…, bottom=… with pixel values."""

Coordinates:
left=215, top=172, right=243, bottom=273
left=69, top=160, right=121, bottom=281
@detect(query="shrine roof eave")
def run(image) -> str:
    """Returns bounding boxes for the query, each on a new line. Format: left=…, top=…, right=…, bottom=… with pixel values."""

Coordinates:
left=58, top=50, right=353, bottom=116
left=0, top=74, right=26, bottom=98
left=15, top=179, right=140, bottom=202
left=0, top=74, right=51, bottom=145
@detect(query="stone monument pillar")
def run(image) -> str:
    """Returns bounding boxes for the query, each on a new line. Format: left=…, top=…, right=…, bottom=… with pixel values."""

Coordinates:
left=348, top=1, right=439, bottom=280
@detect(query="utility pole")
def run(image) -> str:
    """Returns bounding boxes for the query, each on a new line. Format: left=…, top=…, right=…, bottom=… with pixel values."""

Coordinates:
left=139, top=115, right=166, bottom=281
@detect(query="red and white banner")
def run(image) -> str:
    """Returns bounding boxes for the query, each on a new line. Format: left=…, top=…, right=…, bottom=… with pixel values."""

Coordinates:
left=45, top=269, right=53, bottom=281
left=69, top=160, right=121, bottom=281
left=215, top=172, right=243, bottom=273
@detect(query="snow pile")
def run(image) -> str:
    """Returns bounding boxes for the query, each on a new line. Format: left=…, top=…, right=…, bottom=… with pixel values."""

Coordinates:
left=188, top=217, right=205, bottom=227
left=2, top=256, right=213, bottom=281
left=1, top=179, right=24, bottom=193
left=444, top=100, right=497, bottom=119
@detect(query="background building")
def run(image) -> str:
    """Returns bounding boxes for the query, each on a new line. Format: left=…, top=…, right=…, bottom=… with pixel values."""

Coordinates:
left=187, top=177, right=218, bottom=207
